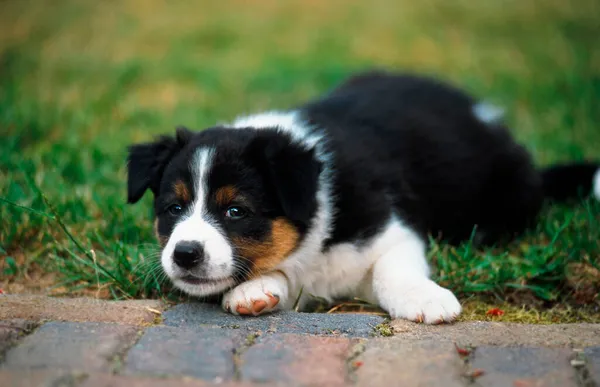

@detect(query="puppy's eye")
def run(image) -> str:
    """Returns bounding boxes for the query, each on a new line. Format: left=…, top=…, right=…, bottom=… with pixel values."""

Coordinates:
left=225, top=206, right=247, bottom=219
left=168, top=204, right=183, bottom=216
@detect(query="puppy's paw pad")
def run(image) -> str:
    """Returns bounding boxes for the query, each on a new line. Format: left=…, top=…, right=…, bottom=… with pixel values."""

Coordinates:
left=265, top=292, right=280, bottom=307
left=230, top=292, right=278, bottom=316
left=222, top=281, right=283, bottom=317
left=236, top=306, right=252, bottom=315
left=252, top=300, right=267, bottom=313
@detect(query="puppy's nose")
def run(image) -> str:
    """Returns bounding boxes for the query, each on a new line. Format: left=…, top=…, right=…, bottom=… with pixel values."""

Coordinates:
left=173, top=241, right=204, bottom=270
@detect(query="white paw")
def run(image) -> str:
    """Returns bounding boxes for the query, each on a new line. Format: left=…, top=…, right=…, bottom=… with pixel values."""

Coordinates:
left=222, top=275, right=287, bottom=316
left=387, top=280, right=462, bottom=324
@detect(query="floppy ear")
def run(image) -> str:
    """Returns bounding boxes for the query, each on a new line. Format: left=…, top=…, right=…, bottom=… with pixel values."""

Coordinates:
left=248, top=132, right=322, bottom=227
left=126, top=127, right=192, bottom=204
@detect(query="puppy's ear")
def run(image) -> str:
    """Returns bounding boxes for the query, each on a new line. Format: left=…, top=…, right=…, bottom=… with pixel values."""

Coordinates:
left=126, top=126, right=192, bottom=204
left=248, top=132, right=322, bottom=227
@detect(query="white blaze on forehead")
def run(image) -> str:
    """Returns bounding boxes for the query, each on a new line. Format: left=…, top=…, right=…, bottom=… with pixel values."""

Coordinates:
left=190, top=147, right=215, bottom=218
left=161, top=147, right=234, bottom=284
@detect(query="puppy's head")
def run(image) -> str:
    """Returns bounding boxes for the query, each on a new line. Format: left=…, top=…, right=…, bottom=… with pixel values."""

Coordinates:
left=127, top=126, right=321, bottom=296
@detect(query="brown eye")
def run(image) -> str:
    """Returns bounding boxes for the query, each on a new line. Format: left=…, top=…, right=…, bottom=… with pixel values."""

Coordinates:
left=225, top=206, right=246, bottom=219
left=168, top=204, right=183, bottom=216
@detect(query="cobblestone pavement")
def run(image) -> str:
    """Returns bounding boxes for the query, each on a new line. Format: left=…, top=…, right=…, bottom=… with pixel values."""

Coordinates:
left=1, top=295, right=600, bottom=386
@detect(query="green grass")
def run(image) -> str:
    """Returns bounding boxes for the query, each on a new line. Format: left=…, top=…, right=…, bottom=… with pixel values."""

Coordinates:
left=1, top=0, right=599, bottom=319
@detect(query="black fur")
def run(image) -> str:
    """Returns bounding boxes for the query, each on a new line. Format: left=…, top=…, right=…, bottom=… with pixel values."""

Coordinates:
left=244, top=130, right=322, bottom=229
left=298, top=71, right=597, bottom=246
left=541, top=163, right=599, bottom=201
left=127, top=127, right=192, bottom=204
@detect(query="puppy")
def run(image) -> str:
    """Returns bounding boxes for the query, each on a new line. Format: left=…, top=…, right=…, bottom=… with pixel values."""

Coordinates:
left=127, top=71, right=600, bottom=323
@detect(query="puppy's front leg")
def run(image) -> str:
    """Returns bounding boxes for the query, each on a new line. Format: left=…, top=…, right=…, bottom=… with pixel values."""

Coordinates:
left=372, top=234, right=461, bottom=324
left=222, top=271, right=289, bottom=316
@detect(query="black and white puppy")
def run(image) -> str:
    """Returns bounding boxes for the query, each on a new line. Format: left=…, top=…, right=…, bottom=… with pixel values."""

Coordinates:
left=127, top=71, right=600, bottom=323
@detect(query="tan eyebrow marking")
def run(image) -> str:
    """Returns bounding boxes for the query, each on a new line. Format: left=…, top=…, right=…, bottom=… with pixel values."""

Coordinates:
left=215, top=185, right=238, bottom=206
left=173, top=180, right=191, bottom=203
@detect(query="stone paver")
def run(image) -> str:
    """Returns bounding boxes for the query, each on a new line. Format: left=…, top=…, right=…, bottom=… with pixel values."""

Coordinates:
left=164, top=302, right=272, bottom=331
left=470, top=346, right=577, bottom=387
left=164, top=302, right=384, bottom=337
left=0, top=319, right=37, bottom=357
left=125, top=325, right=244, bottom=381
left=1, top=321, right=138, bottom=372
left=354, top=339, right=465, bottom=386
left=391, top=319, right=600, bottom=347
left=240, top=334, right=353, bottom=386
left=1, top=296, right=600, bottom=387
left=0, top=295, right=166, bottom=325
left=269, top=311, right=383, bottom=337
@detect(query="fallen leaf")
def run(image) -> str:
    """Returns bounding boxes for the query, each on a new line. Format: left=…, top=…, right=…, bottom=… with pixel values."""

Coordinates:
left=513, top=379, right=535, bottom=387
left=145, top=307, right=162, bottom=315
left=570, top=359, right=585, bottom=367
left=469, top=369, right=485, bottom=378
left=486, top=308, right=505, bottom=317
left=454, top=343, right=471, bottom=356
left=352, top=361, right=364, bottom=368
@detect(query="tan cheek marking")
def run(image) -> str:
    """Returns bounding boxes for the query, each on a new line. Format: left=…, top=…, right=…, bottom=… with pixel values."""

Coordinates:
left=232, top=218, right=300, bottom=275
left=154, top=219, right=168, bottom=247
left=174, top=180, right=191, bottom=203
left=215, top=185, right=237, bottom=206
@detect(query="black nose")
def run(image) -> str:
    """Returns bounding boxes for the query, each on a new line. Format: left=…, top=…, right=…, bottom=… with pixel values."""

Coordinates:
left=173, top=241, right=204, bottom=270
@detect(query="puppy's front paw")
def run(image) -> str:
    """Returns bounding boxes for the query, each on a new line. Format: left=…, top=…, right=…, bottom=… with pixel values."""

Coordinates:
left=388, top=281, right=461, bottom=324
left=222, top=275, right=287, bottom=316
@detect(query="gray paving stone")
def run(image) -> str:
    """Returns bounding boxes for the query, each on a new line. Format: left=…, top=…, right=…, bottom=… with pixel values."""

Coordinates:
left=354, top=339, right=464, bottom=387
left=124, top=325, right=244, bottom=381
left=1, top=321, right=138, bottom=372
left=584, top=347, right=600, bottom=383
left=240, top=334, right=352, bottom=386
left=270, top=311, right=384, bottom=337
left=163, top=303, right=272, bottom=331
left=163, top=302, right=384, bottom=337
left=470, top=346, right=577, bottom=387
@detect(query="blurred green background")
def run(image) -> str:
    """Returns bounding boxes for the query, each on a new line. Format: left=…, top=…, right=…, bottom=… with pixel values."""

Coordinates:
left=1, top=0, right=599, bottom=317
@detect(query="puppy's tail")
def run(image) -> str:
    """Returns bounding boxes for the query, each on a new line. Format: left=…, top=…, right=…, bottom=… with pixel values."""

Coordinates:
left=541, top=162, right=600, bottom=202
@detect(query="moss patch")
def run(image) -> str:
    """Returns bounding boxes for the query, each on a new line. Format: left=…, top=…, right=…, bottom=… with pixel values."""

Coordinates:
left=458, top=300, right=600, bottom=324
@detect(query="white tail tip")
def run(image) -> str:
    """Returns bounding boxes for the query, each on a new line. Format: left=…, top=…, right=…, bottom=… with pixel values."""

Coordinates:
left=593, top=168, right=600, bottom=201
